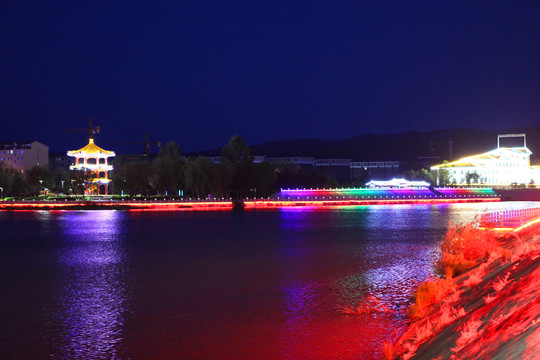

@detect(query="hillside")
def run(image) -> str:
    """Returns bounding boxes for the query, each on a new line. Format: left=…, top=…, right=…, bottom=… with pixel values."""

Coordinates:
left=192, top=127, right=540, bottom=163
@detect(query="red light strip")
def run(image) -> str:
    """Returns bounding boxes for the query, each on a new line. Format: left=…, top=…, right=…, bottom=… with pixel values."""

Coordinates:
left=514, top=217, right=540, bottom=233
left=479, top=216, right=540, bottom=234
left=0, top=201, right=234, bottom=211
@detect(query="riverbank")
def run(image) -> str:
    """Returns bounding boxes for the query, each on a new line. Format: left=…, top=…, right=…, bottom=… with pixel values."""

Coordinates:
left=0, top=200, right=235, bottom=211
left=386, top=217, right=540, bottom=359
left=0, top=197, right=500, bottom=211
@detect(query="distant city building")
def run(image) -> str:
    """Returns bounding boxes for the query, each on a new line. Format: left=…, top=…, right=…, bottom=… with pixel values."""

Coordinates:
left=49, top=152, right=72, bottom=171
left=209, top=156, right=222, bottom=164
left=350, top=160, right=403, bottom=181
left=209, top=155, right=265, bottom=164
left=417, top=156, right=441, bottom=169
left=431, top=134, right=540, bottom=186
left=265, top=156, right=315, bottom=173
left=313, top=159, right=351, bottom=182
left=67, top=139, right=115, bottom=195
left=253, top=156, right=265, bottom=164
left=0, top=140, right=49, bottom=172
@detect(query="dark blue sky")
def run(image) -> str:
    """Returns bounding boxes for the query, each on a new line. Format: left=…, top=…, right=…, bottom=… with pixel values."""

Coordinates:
left=2, top=1, right=540, bottom=153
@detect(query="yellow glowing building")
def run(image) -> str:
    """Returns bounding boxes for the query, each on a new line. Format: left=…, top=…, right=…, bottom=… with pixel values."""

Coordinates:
left=67, top=139, right=115, bottom=195
left=431, top=134, right=540, bottom=186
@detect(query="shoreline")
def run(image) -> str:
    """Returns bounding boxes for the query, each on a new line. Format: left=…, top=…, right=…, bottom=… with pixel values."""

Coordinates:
left=0, top=197, right=500, bottom=211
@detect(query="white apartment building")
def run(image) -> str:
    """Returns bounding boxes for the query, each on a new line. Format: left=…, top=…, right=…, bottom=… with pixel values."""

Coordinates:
left=0, top=141, right=49, bottom=172
left=431, top=134, right=540, bottom=186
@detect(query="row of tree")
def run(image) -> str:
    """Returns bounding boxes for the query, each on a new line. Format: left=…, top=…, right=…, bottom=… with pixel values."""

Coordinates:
left=403, top=167, right=482, bottom=186
left=112, top=136, right=337, bottom=198
left=1, top=135, right=475, bottom=199
left=0, top=162, right=64, bottom=198
left=0, top=135, right=338, bottom=199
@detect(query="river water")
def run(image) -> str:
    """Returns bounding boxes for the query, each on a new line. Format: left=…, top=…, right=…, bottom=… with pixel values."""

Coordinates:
left=1, top=202, right=537, bottom=359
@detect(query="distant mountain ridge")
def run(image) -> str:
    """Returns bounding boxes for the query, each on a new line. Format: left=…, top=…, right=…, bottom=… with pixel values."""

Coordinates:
left=191, top=127, right=540, bottom=163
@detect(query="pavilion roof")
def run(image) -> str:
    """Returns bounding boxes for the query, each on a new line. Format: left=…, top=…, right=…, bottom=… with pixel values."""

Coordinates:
left=67, top=139, right=115, bottom=157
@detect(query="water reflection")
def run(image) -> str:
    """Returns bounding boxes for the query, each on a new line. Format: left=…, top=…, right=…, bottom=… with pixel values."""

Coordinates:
left=51, top=211, right=129, bottom=360
left=5, top=203, right=537, bottom=359
left=276, top=205, right=450, bottom=359
left=277, top=210, right=321, bottom=358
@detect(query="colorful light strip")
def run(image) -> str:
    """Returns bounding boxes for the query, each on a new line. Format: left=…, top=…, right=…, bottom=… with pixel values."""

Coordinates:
left=279, top=188, right=435, bottom=198
left=277, top=187, right=498, bottom=199
left=435, top=188, right=497, bottom=196
left=0, top=201, right=234, bottom=211
left=244, top=198, right=499, bottom=209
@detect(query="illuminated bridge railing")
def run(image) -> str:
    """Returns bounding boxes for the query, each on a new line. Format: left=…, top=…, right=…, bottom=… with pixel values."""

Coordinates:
left=275, top=187, right=499, bottom=201
left=434, top=187, right=498, bottom=197
left=276, top=187, right=436, bottom=200
left=480, top=208, right=540, bottom=229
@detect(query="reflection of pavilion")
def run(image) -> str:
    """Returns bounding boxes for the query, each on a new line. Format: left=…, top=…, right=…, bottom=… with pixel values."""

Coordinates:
left=67, top=139, right=115, bottom=195
left=56, top=211, right=128, bottom=359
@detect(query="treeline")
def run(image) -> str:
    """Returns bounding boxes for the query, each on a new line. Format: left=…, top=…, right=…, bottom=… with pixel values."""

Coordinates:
left=0, top=162, right=71, bottom=198
left=0, top=135, right=464, bottom=200
left=0, top=135, right=337, bottom=199
left=112, top=135, right=336, bottom=198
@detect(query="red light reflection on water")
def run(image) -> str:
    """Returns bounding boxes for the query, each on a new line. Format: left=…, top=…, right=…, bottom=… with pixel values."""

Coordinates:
left=157, top=207, right=435, bottom=360
left=276, top=283, right=408, bottom=360
left=23, top=205, right=504, bottom=359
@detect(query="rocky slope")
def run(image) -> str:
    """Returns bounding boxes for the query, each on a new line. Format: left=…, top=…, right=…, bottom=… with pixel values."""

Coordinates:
left=389, top=224, right=540, bottom=359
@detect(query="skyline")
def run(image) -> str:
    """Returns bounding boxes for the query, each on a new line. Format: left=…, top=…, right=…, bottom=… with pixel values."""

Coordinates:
left=2, top=1, right=540, bottom=153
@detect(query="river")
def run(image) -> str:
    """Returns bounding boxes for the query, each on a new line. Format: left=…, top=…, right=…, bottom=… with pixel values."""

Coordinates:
left=1, top=202, right=537, bottom=359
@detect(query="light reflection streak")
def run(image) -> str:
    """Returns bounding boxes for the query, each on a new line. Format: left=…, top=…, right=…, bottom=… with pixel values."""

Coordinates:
left=277, top=209, right=319, bottom=358
left=52, top=210, right=129, bottom=359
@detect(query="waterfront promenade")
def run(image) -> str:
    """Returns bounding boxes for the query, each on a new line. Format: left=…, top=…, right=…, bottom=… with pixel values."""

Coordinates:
left=0, top=187, right=503, bottom=210
left=0, top=197, right=500, bottom=211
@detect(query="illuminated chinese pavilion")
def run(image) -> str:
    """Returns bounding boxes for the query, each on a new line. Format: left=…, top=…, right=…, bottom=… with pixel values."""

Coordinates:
left=67, top=139, right=115, bottom=195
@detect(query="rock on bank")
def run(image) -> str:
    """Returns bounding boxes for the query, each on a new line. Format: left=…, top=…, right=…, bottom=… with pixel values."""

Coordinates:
left=390, top=227, right=540, bottom=359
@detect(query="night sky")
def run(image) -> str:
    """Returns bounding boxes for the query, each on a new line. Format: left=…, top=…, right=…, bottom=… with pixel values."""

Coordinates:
left=2, top=1, right=540, bottom=153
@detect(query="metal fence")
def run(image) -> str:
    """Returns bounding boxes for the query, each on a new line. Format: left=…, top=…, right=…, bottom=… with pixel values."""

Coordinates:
left=480, top=208, right=540, bottom=229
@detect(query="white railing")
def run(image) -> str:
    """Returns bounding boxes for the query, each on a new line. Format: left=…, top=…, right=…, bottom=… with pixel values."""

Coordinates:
left=480, top=208, right=540, bottom=228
